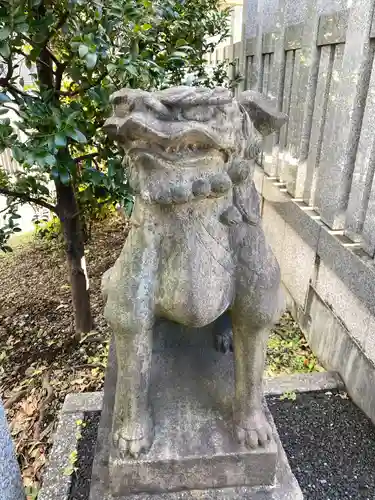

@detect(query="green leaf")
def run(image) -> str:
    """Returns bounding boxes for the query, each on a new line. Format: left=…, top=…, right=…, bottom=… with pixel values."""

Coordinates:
left=106, top=63, right=117, bottom=74
left=85, top=52, right=97, bottom=70
left=0, top=26, right=11, bottom=41
left=55, top=135, right=67, bottom=148
left=78, top=44, right=89, bottom=58
left=141, top=23, right=152, bottom=31
left=38, top=185, right=49, bottom=196
left=12, top=146, right=23, bottom=162
left=171, top=50, right=188, bottom=58
left=67, top=129, right=87, bottom=144
left=0, top=42, right=10, bottom=58
left=176, top=39, right=188, bottom=47
left=87, top=168, right=103, bottom=185
left=126, top=64, right=138, bottom=77
left=59, top=169, right=70, bottom=185
left=15, top=23, right=28, bottom=34
left=44, top=154, right=56, bottom=166
left=51, top=166, right=59, bottom=180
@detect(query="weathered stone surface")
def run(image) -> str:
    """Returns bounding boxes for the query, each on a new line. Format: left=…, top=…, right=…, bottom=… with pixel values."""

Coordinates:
left=255, top=165, right=375, bottom=428
left=317, top=10, right=349, bottom=46
left=0, top=400, right=25, bottom=500
left=102, top=85, right=287, bottom=469
left=109, top=344, right=277, bottom=495
left=243, top=0, right=260, bottom=39
left=285, top=0, right=307, bottom=25
left=347, top=52, right=375, bottom=252
left=299, top=286, right=375, bottom=427
left=62, top=392, right=104, bottom=414
left=284, top=24, right=303, bottom=51
left=262, top=0, right=279, bottom=33
left=315, top=0, right=375, bottom=229
left=294, top=0, right=322, bottom=200
left=263, top=371, right=344, bottom=395
left=37, top=409, right=85, bottom=500
left=314, top=42, right=345, bottom=215
left=90, top=339, right=302, bottom=499
left=279, top=50, right=294, bottom=154
left=317, top=225, right=375, bottom=319
left=302, top=44, right=333, bottom=205
left=264, top=1, right=287, bottom=178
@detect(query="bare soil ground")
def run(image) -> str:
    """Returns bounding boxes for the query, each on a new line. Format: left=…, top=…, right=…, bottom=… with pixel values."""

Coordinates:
left=0, top=215, right=321, bottom=498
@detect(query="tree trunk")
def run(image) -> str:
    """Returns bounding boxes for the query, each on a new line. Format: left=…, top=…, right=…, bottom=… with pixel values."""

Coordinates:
left=33, top=3, right=91, bottom=334
left=56, top=181, right=92, bottom=334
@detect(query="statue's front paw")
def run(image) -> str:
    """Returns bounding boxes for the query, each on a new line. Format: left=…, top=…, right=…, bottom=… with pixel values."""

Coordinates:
left=234, top=410, right=272, bottom=448
left=113, top=415, right=154, bottom=459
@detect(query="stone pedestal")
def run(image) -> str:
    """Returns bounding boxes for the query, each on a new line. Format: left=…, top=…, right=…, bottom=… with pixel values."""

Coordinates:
left=90, top=320, right=303, bottom=499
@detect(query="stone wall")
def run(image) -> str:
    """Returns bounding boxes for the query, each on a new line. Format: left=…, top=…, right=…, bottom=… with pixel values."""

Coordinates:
left=216, top=0, right=375, bottom=424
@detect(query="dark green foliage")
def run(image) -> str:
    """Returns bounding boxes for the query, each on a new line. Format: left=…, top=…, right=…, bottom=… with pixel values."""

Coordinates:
left=0, top=206, right=21, bottom=251
left=0, top=0, right=231, bottom=248
left=34, top=215, right=62, bottom=241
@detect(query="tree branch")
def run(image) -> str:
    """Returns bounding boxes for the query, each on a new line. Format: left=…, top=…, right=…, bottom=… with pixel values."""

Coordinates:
left=55, top=62, right=67, bottom=93
left=74, top=153, right=98, bottom=163
left=13, top=48, right=28, bottom=58
left=45, top=46, right=61, bottom=67
left=46, top=11, right=69, bottom=44
left=0, top=80, right=38, bottom=102
left=1, top=105, right=23, bottom=118
left=21, top=34, right=62, bottom=68
left=4, top=56, right=13, bottom=82
left=0, top=187, right=56, bottom=212
left=37, top=56, right=56, bottom=73
left=0, top=200, right=17, bottom=214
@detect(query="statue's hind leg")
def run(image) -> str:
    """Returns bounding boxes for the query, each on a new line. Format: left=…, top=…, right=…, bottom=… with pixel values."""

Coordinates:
left=230, top=223, right=283, bottom=448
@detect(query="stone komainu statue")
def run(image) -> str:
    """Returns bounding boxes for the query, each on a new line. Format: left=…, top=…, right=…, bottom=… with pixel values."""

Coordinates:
left=102, top=86, right=288, bottom=458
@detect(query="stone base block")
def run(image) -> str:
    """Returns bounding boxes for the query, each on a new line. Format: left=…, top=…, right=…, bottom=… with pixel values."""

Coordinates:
left=90, top=335, right=302, bottom=499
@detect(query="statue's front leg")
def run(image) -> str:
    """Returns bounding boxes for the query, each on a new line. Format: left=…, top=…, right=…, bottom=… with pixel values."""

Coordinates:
left=231, top=316, right=273, bottom=447
left=231, top=224, right=282, bottom=448
left=104, top=227, right=160, bottom=458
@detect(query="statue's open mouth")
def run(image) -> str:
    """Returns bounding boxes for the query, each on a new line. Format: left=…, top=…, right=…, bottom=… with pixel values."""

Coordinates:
left=127, top=140, right=225, bottom=165
left=107, top=113, right=230, bottom=165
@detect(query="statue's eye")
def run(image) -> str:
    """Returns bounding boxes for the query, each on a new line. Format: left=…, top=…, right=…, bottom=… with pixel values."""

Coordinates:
left=182, top=107, right=214, bottom=122
left=115, top=102, right=133, bottom=118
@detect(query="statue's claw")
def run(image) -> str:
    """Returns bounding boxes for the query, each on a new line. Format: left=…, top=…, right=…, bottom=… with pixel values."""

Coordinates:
left=234, top=410, right=273, bottom=449
left=113, top=414, right=154, bottom=459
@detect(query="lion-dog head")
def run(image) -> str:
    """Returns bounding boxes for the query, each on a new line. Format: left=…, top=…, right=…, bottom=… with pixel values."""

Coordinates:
left=104, top=86, right=287, bottom=206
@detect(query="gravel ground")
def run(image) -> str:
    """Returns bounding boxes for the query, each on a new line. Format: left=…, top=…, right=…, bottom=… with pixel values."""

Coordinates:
left=268, top=390, right=375, bottom=499
left=69, top=411, right=100, bottom=500
left=69, top=391, right=375, bottom=500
